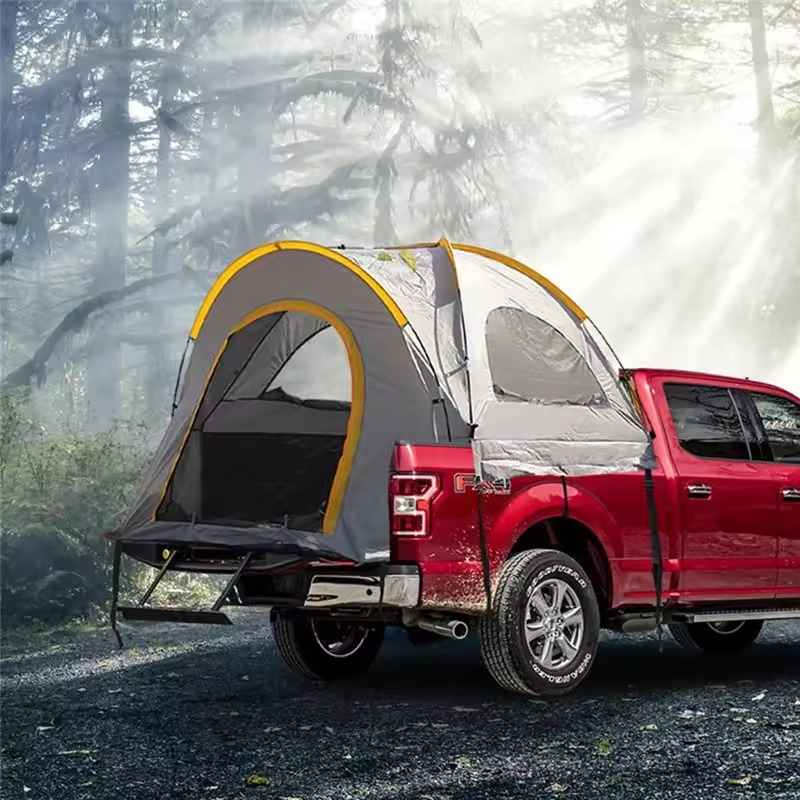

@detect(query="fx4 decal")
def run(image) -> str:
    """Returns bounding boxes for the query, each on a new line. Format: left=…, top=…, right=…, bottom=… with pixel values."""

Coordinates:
left=453, top=473, right=511, bottom=495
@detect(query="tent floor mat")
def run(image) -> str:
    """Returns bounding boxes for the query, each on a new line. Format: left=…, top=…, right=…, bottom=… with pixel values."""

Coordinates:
left=117, top=606, right=233, bottom=625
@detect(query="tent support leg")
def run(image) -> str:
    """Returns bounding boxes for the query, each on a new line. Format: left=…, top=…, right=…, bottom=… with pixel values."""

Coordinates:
left=211, top=552, right=253, bottom=611
left=109, top=541, right=124, bottom=648
left=138, top=549, right=178, bottom=606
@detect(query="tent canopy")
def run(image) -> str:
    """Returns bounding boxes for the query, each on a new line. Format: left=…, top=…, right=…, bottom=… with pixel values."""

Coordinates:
left=112, top=241, right=648, bottom=563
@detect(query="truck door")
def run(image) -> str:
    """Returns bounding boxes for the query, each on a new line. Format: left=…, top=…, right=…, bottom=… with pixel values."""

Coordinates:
left=660, top=381, right=779, bottom=602
left=745, top=391, right=800, bottom=597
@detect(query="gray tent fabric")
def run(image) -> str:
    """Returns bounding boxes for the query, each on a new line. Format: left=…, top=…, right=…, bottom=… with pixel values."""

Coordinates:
left=111, top=240, right=650, bottom=563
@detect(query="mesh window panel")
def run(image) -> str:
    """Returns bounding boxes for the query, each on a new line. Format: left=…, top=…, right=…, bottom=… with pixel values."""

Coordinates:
left=485, top=306, right=605, bottom=404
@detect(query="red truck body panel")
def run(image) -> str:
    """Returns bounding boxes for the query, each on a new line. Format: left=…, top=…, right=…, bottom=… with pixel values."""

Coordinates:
left=391, top=368, right=800, bottom=614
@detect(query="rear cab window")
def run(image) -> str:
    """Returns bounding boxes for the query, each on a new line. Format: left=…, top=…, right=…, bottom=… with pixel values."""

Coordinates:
left=663, top=383, right=755, bottom=461
left=748, top=392, right=800, bottom=464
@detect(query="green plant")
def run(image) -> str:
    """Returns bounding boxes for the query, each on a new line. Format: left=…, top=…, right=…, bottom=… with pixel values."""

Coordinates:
left=0, top=395, right=150, bottom=625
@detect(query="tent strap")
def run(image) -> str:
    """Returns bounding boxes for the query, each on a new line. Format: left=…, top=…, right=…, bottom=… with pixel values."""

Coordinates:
left=643, top=455, right=664, bottom=648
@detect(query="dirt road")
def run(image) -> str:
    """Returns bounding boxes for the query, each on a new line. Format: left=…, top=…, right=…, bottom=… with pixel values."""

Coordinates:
left=2, top=611, right=799, bottom=800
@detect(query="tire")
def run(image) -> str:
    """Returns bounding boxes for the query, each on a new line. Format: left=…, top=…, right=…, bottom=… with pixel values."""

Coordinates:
left=668, top=620, right=763, bottom=655
left=271, top=611, right=384, bottom=681
left=479, top=549, right=601, bottom=697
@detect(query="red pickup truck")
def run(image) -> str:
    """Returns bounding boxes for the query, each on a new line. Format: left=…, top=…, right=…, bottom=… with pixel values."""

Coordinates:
left=110, top=242, right=800, bottom=697
left=253, top=367, right=800, bottom=695
left=117, top=366, right=800, bottom=696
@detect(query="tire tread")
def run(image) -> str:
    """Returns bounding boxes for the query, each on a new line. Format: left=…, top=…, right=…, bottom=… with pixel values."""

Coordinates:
left=479, top=549, right=560, bottom=696
left=272, top=613, right=320, bottom=679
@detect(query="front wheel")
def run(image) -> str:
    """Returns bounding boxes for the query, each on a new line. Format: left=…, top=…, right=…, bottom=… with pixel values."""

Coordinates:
left=271, top=611, right=384, bottom=680
left=668, top=620, right=763, bottom=655
left=479, top=549, right=601, bottom=696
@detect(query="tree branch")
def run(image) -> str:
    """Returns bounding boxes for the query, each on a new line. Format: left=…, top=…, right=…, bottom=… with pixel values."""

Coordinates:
left=1, top=268, right=204, bottom=390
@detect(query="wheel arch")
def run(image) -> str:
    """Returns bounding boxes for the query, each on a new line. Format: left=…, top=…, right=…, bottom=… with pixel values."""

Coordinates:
left=489, top=482, right=624, bottom=610
left=509, top=518, right=615, bottom=612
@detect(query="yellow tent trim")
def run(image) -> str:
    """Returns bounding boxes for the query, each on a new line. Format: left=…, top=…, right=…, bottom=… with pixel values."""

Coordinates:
left=157, top=299, right=365, bottom=536
left=451, top=243, right=588, bottom=322
left=189, top=241, right=407, bottom=340
left=387, top=240, right=586, bottom=321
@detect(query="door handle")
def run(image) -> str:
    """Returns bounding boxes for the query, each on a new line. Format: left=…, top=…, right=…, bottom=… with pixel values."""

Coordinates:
left=781, top=488, right=800, bottom=503
left=687, top=483, right=712, bottom=499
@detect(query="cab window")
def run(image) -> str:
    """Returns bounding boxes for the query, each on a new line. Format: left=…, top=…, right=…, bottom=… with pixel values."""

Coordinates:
left=749, top=393, right=800, bottom=464
left=663, top=383, right=751, bottom=461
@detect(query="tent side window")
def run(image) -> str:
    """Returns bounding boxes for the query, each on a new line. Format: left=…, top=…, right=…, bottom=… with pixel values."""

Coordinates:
left=485, top=306, right=605, bottom=405
left=264, top=324, right=351, bottom=403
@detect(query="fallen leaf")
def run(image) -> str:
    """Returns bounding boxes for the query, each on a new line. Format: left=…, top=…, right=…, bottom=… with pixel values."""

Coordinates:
left=399, top=249, right=418, bottom=272
left=641, top=724, right=658, bottom=731
left=245, top=775, right=270, bottom=787
left=745, top=718, right=759, bottom=724
left=727, top=776, right=753, bottom=786
left=751, top=691, right=767, bottom=702
left=454, top=756, right=473, bottom=768
left=376, top=251, right=392, bottom=261
left=549, top=784, right=567, bottom=793
left=23, top=788, right=31, bottom=794
left=598, top=737, right=613, bottom=756
left=242, top=675, right=250, bottom=681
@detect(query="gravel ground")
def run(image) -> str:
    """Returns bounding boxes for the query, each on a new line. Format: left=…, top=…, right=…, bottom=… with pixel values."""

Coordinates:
left=2, top=611, right=799, bottom=800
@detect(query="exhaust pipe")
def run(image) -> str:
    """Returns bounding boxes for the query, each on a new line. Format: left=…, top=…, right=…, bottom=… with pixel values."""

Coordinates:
left=417, top=617, right=469, bottom=640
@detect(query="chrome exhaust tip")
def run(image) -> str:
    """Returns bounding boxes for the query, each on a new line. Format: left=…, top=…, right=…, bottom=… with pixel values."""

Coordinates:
left=416, top=617, right=469, bottom=640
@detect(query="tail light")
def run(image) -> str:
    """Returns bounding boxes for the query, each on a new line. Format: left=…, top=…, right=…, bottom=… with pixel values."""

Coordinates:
left=390, top=474, right=440, bottom=535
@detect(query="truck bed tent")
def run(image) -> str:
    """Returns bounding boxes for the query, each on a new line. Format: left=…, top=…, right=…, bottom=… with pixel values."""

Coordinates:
left=110, top=241, right=649, bottom=564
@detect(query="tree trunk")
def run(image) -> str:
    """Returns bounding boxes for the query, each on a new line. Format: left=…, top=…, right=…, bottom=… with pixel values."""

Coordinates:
left=147, top=0, right=177, bottom=413
left=89, top=0, right=134, bottom=429
left=0, top=0, right=18, bottom=190
left=235, top=0, right=276, bottom=252
left=748, top=0, right=775, bottom=131
left=626, top=0, right=647, bottom=119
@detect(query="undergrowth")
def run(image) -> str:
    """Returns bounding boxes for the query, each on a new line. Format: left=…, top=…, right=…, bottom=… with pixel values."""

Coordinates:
left=0, top=391, right=218, bottom=629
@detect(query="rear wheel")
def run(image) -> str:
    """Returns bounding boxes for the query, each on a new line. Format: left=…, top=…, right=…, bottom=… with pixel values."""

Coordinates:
left=479, top=549, right=601, bottom=696
left=271, top=611, right=384, bottom=680
left=668, top=620, right=763, bottom=655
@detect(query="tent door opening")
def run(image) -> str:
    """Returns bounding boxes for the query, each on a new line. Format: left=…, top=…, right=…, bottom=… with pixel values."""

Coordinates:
left=195, top=307, right=357, bottom=533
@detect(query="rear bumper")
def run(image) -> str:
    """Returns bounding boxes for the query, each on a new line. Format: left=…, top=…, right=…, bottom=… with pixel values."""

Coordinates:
left=304, top=565, right=421, bottom=609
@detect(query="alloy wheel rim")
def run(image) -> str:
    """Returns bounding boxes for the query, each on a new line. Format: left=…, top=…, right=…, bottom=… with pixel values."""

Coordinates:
left=524, top=578, right=585, bottom=670
left=310, top=620, right=369, bottom=658
left=708, top=621, right=746, bottom=635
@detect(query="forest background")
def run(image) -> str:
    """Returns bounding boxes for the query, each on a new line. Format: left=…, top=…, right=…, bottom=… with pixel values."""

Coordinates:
left=1, top=0, right=798, bottom=626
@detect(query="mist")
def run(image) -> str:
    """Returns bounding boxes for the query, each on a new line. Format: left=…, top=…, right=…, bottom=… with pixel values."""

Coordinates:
left=1, top=0, right=799, bottom=434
